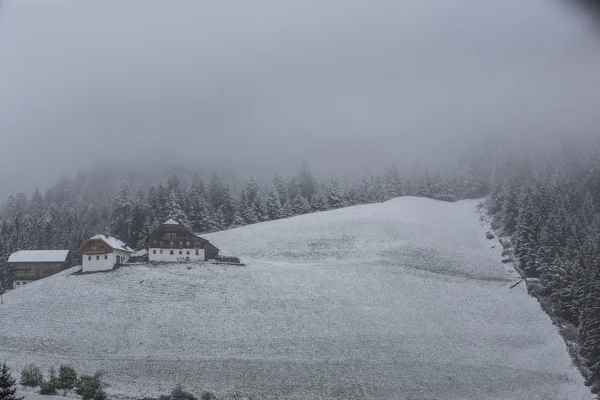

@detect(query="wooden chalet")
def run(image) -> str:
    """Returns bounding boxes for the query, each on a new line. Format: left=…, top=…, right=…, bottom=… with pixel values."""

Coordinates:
left=79, top=234, right=134, bottom=272
left=147, top=219, right=219, bottom=262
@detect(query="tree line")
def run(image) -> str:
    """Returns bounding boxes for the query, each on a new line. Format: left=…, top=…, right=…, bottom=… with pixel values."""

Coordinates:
left=486, top=142, right=600, bottom=393
left=2, top=142, right=600, bottom=392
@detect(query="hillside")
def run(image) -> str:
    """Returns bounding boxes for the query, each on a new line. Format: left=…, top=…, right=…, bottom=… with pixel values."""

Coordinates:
left=0, top=197, right=591, bottom=400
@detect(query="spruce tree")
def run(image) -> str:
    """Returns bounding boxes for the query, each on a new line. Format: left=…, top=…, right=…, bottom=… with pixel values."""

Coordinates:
left=310, top=191, right=328, bottom=212
left=266, top=186, right=283, bottom=220
left=0, top=363, right=22, bottom=400
left=326, top=174, right=345, bottom=209
left=293, top=195, right=311, bottom=215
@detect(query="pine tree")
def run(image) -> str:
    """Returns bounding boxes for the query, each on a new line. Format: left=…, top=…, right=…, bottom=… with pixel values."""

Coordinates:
left=110, top=182, right=133, bottom=244
left=0, top=363, right=22, bottom=400
left=272, top=174, right=289, bottom=207
left=310, top=191, right=328, bottom=212
left=384, top=166, right=403, bottom=199
left=280, top=200, right=293, bottom=218
left=295, top=163, right=318, bottom=203
left=327, top=174, right=345, bottom=209
left=266, top=186, right=283, bottom=220
left=579, top=274, right=600, bottom=392
left=165, top=189, right=188, bottom=227
left=293, top=195, right=311, bottom=215
left=208, top=172, right=235, bottom=227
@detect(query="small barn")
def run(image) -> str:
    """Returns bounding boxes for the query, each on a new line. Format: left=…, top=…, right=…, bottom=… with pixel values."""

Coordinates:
left=7, top=250, right=70, bottom=289
left=147, top=219, right=219, bottom=262
left=79, top=234, right=134, bottom=272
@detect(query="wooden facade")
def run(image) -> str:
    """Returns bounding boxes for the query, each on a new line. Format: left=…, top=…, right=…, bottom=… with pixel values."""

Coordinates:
left=8, top=250, right=70, bottom=289
left=147, top=221, right=219, bottom=260
left=79, top=234, right=134, bottom=272
left=80, top=239, right=114, bottom=256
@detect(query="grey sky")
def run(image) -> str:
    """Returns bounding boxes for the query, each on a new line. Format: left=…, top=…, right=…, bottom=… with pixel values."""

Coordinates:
left=1, top=0, right=600, bottom=198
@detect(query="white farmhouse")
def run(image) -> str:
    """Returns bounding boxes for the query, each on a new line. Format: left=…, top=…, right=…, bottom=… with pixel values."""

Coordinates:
left=79, top=234, right=134, bottom=272
left=147, top=219, right=219, bottom=263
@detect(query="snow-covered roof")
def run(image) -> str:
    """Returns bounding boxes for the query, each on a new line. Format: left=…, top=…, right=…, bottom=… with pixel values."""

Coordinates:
left=89, top=234, right=135, bottom=253
left=131, top=249, right=148, bottom=258
left=8, top=250, right=69, bottom=263
left=162, top=219, right=180, bottom=225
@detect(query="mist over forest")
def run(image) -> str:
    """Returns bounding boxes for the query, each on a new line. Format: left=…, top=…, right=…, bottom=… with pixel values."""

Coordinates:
left=2, top=0, right=600, bottom=398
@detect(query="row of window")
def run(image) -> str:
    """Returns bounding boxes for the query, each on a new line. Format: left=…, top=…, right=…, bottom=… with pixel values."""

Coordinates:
left=152, top=249, right=200, bottom=256
left=88, top=255, right=109, bottom=261
left=152, top=240, right=198, bottom=246
left=13, top=281, right=32, bottom=288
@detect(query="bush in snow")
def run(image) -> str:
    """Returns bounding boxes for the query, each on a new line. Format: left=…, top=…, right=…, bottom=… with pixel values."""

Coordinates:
left=39, top=368, right=58, bottom=396
left=169, top=385, right=197, bottom=400
left=75, top=372, right=107, bottom=400
left=20, top=364, right=43, bottom=387
left=200, top=392, right=217, bottom=400
left=56, top=365, right=77, bottom=390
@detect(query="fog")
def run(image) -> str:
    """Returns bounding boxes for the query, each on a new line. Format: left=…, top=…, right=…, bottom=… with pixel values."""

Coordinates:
left=1, top=0, right=600, bottom=199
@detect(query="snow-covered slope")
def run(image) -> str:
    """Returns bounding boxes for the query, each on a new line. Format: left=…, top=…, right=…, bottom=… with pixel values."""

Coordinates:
left=0, top=198, right=591, bottom=399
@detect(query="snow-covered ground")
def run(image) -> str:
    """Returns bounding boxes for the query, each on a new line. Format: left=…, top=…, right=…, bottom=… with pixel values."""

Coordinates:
left=0, top=197, right=591, bottom=399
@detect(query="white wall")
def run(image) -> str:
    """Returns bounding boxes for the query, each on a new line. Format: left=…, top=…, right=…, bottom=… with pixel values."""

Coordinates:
left=82, top=253, right=116, bottom=272
left=82, top=250, right=132, bottom=272
left=149, top=248, right=205, bottom=263
left=114, top=249, right=131, bottom=264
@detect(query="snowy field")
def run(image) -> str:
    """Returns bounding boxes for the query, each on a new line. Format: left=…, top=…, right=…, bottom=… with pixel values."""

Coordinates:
left=0, top=197, right=591, bottom=399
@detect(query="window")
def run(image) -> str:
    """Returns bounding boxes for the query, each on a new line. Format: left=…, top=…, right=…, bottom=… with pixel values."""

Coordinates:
left=96, top=256, right=100, bottom=260
left=166, top=232, right=176, bottom=238
left=104, top=255, right=108, bottom=260
left=153, top=250, right=157, bottom=254
left=186, top=250, right=190, bottom=255
left=195, top=250, right=199, bottom=256
left=16, top=282, right=21, bottom=286
left=186, top=241, right=191, bottom=246
left=179, top=241, right=183, bottom=246
left=92, top=242, right=96, bottom=248
left=88, top=256, right=91, bottom=261
left=153, top=241, right=157, bottom=245
left=23, top=282, right=27, bottom=285
left=159, top=241, right=163, bottom=246
left=170, top=241, right=174, bottom=246
left=179, top=250, right=183, bottom=255
left=170, top=250, right=174, bottom=255
left=160, top=250, right=163, bottom=254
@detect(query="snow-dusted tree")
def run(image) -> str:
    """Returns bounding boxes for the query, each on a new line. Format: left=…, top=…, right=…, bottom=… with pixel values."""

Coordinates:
left=28, top=188, right=45, bottom=219
left=165, top=189, right=189, bottom=227
left=272, top=174, right=289, bottom=207
left=311, top=191, right=328, bottom=212
left=384, top=166, right=403, bottom=199
left=463, top=155, right=491, bottom=199
left=130, top=194, right=149, bottom=249
left=110, top=182, right=133, bottom=244
left=208, top=172, right=235, bottom=227
left=240, top=177, right=266, bottom=224
left=356, top=175, right=371, bottom=204
left=188, top=192, right=210, bottom=233
left=367, top=174, right=385, bottom=203
left=295, top=163, right=318, bottom=203
left=327, top=174, right=345, bottom=209
left=293, top=195, right=311, bottom=215
left=266, top=186, right=283, bottom=220
left=579, top=274, right=600, bottom=392
left=0, top=363, right=22, bottom=400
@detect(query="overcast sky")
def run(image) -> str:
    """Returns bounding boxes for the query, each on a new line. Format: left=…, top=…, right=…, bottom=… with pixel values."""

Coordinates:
left=1, top=0, right=600, bottom=198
